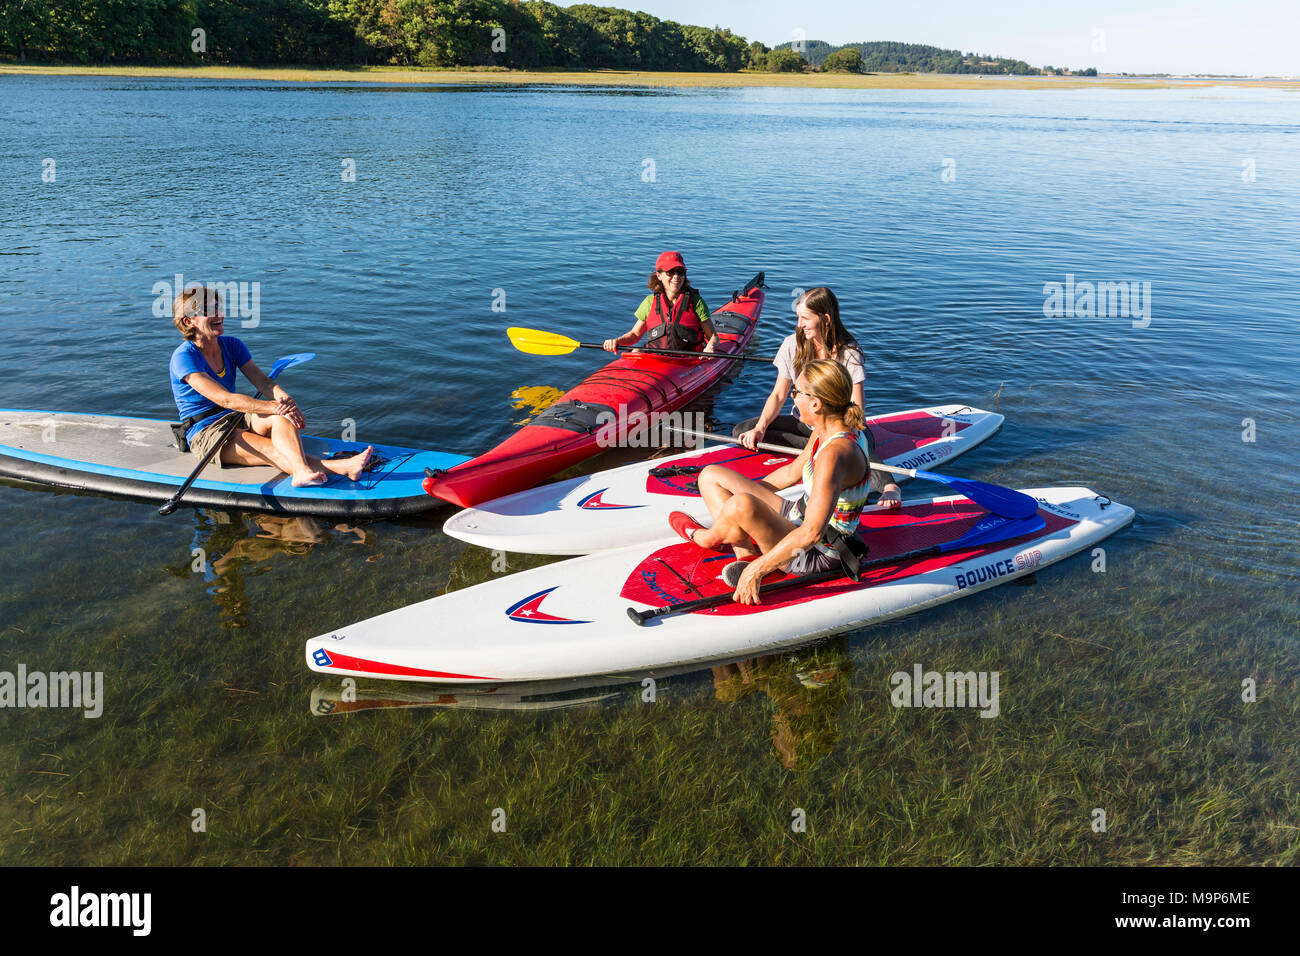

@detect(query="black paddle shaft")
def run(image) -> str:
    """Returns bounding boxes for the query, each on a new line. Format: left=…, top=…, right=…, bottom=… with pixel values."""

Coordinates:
left=157, top=413, right=246, bottom=515
left=583, top=341, right=775, bottom=363
left=158, top=384, right=277, bottom=516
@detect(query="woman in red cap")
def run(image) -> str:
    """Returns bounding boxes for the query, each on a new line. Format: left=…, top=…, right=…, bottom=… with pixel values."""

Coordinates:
left=603, top=251, right=719, bottom=354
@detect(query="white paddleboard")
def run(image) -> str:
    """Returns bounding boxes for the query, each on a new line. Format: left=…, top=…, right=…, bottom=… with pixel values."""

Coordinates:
left=307, top=486, right=1132, bottom=685
left=444, top=403, right=1002, bottom=555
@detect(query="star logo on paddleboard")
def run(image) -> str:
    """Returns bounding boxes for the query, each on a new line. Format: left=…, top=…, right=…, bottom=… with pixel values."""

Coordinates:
left=505, top=587, right=591, bottom=624
left=577, top=489, right=643, bottom=510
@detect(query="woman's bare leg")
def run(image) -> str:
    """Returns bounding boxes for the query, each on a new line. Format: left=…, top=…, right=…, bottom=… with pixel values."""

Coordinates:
left=244, top=413, right=322, bottom=480
left=223, top=416, right=373, bottom=485
left=222, top=419, right=324, bottom=486
left=694, top=491, right=797, bottom=559
left=245, top=415, right=373, bottom=481
left=250, top=417, right=376, bottom=484
left=697, top=464, right=785, bottom=520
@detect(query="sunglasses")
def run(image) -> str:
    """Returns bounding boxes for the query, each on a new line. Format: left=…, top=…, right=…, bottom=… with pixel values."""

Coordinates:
left=660, top=268, right=686, bottom=277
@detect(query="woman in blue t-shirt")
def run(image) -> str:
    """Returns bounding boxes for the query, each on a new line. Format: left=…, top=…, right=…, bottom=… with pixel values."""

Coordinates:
left=169, top=286, right=371, bottom=486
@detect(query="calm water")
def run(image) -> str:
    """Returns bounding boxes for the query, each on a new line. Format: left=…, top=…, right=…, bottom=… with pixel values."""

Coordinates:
left=1, top=78, right=1297, bottom=859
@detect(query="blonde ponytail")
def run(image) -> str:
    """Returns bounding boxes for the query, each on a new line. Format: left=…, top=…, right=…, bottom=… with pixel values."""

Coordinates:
left=801, top=359, right=861, bottom=426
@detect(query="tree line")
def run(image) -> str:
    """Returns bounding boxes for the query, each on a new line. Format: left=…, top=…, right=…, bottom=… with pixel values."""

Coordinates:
left=783, top=40, right=1098, bottom=76
left=0, top=1, right=1096, bottom=75
left=0, top=1, right=752, bottom=70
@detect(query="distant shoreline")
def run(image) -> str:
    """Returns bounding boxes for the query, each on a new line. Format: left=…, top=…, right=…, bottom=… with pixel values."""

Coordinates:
left=3, top=64, right=1298, bottom=90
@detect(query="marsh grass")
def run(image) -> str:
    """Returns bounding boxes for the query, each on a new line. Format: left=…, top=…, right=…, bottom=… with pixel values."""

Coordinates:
left=3, top=64, right=1296, bottom=92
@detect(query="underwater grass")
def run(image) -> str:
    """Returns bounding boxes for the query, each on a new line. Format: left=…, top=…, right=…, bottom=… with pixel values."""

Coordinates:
left=2, top=491, right=1296, bottom=866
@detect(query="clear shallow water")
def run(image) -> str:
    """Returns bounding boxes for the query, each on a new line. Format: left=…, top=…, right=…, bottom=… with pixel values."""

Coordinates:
left=3, top=79, right=1296, bottom=567
left=0, top=79, right=1297, bottom=843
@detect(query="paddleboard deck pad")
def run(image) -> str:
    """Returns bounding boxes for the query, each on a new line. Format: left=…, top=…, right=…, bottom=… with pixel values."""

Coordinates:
left=0, top=410, right=469, bottom=518
left=307, top=487, right=1133, bottom=684
left=444, top=404, right=1003, bottom=554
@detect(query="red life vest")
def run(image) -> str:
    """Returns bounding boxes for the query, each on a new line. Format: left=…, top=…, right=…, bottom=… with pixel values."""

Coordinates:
left=644, top=288, right=705, bottom=352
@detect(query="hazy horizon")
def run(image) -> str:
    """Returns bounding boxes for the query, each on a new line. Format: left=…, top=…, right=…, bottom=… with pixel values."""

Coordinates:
left=566, top=0, right=1299, bottom=77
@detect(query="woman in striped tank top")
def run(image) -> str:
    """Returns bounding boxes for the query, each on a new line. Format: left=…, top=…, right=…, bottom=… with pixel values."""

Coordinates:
left=668, top=360, right=886, bottom=606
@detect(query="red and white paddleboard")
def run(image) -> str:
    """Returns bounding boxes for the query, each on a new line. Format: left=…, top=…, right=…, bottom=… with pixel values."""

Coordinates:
left=306, top=487, right=1133, bottom=685
left=443, top=404, right=1003, bottom=555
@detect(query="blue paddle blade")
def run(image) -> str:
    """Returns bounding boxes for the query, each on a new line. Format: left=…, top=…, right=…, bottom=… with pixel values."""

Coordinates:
left=938, top=513, right=1046, bottom=553
left=267, top=352, right=316, bottom=379
left=913, top=470, right=1040, bottom=519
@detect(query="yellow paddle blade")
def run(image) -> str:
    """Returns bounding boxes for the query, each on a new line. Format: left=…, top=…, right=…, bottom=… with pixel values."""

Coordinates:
left=507, top=327, right=582, bottom=356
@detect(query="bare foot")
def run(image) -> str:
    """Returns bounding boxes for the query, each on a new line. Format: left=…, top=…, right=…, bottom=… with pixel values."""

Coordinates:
left=878, top=483, right=902, bottom=510
left=344, top=445, right=373, bottom=482
left=292, top=470, right=328, bottom=487
left=315, top=446, right=374, bottom=482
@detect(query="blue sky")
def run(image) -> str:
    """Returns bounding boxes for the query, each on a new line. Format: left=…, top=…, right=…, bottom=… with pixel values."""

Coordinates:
left=590, top=1, right=1299, bottom=76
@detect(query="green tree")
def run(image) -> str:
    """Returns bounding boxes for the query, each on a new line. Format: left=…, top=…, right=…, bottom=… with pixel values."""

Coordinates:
left=520, top=1, right=600, bottom=68
left=42, top=0, right=191, bottom=64
left=0, top=0, right=54, bottom=61
left=762, top=47, right=806, bottom=72
left=821, top=46, right=861, bottom=73
left=566, top=5, right=662, bottom=69
left=678, top=24, right=743, bottom=71
left=328, top=0, right=398, bottom=63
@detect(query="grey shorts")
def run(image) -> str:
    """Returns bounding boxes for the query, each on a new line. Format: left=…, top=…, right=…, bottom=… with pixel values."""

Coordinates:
left=189, top=412, right=255, bottom=468
left=779, top=498, right=843, bottom=574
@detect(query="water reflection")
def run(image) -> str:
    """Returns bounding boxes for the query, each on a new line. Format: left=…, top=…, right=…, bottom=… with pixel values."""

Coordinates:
left=509, top=385, right=565, bottom=425
left=165, top=509, right=371, bottom=628
left=711, top=638, right=852, bottom=771
left=308, top=637, right=853, bottom=770
left=310, top=681, right=617, bottom=715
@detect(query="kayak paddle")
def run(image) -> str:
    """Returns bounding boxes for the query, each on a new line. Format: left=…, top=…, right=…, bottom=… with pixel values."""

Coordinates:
left=667, top=426, right=1040, bottom=521
left=158, top=351, right=316, bottom=516
left=507, top=326, right=775, bottom=363
left=627, top=512, right=1048, bottom=626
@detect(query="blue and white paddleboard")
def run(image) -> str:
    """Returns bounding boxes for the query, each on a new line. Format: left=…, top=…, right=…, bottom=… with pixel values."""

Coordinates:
left=0, top=410, right=469, bottom=518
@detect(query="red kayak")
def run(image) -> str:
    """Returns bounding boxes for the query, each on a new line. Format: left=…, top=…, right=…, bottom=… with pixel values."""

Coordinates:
left=425, top=273, right=766, bottom=508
